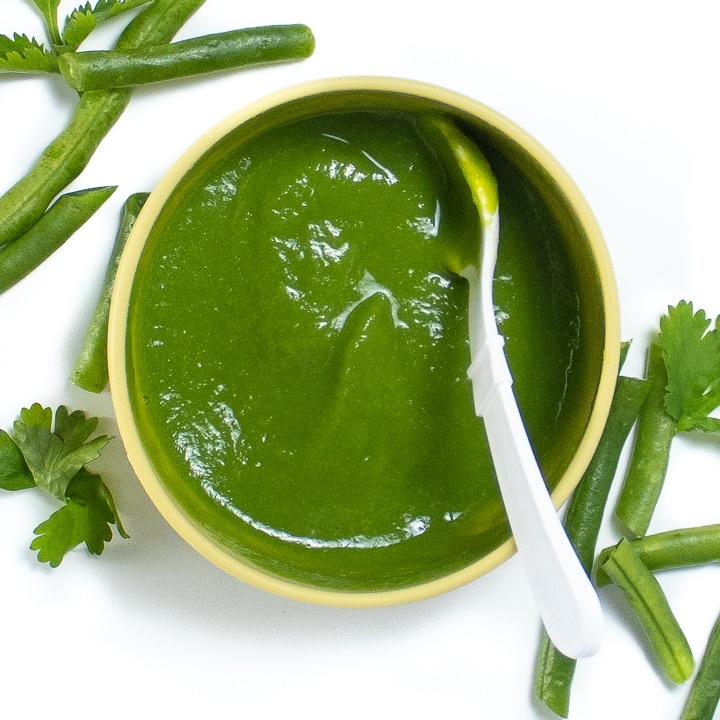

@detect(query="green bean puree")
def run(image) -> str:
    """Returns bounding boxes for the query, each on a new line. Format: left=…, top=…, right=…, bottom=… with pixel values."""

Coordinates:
left=127, top=107, right=585, bottom=592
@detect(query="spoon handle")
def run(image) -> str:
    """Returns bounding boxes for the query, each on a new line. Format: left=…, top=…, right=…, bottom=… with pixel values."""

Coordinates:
left=469, top=336, right=604, bottom=660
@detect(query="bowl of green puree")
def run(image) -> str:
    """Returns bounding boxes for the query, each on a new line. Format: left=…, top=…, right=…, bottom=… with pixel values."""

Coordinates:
left=109, top=76, right=620, bottom=606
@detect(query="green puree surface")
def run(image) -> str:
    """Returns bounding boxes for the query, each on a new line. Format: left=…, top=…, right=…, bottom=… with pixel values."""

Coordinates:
left=127, top=108, right=584, bottom=592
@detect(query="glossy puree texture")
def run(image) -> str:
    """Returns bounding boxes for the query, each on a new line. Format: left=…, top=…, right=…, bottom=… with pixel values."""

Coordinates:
left=127, top=109, right=582, bottom=592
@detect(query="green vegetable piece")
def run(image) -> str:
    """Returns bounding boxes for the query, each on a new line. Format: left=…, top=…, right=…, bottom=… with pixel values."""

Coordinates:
left=30, top=500, right=91, bottom=567
left=0, top=0, right=207, bottom=248
left=0, top=186, right=116, bottom=294
left=0, top=94, right=130, bottom=251
left=0, top=430, right=35, bottom=491
left=58, top=24, right=316, bottom=91
left=0, top=33, right=58, bottom=74
left=27, top=0, right=154, bottom=52
left=657, top=300, right=720, bottom=433
left=564, top=376, right=650, bottom=570
left=614, top=341, right=677, bottom=537
left=534, top=639, right=576, bottom=718
left=113, top=0, right=205, bottom=49
left=534, top=363, right=650, bottom=718
left=12, top=404, right=111, bottom=500
left=71, top=191, right=149, bottom=392
left=599, top=538, right=694, bottom=685
left=2, top=404, right=126, bottom=566
left=30, top=0, right=63, bottom=47
left=31, top=467, right=128, bottom=567
left=680, top=610, right=720, bottom=720
left=596, top=524, right=720, bottom=586
left=616, top=302, right=720, bottom=537
left=67, top=465, right=128, bottom=538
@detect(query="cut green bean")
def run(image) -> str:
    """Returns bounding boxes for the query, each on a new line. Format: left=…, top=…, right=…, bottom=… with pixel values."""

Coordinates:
left=534, top=369, right=650, bottom=718
left=0, top=91, right=131, bottom=250
left=0, top=186, right=116, bottom=294
left=615, top=341, right=677, bottom=537
left=596, top=524, right=720, bottom=586
left=70, top=192, right=149, bottom=393
left=0, top=0, right=207, bottom=249
left=58, top=25, right=316, bottom=91
left=680, top=610, right=720, bottom=720
left=599, top=538, right=694, bottom=684
left=563, top=376, right=650, bottom=570
left=534, top=637, right=576, bottom=718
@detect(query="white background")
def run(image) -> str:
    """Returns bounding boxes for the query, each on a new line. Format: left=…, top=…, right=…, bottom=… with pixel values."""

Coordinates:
left=2, top=1, right=720, bottom=718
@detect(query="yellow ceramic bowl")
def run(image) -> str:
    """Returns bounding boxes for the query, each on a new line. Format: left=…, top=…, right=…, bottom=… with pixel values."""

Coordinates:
left=108, top=76, right=620, bottom=607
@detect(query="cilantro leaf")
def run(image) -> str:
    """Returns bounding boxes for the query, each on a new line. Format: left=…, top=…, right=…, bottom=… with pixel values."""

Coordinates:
left=61, top=0, right=154, bottom=52
left=30, top=500, right=92, bottom=567
left=0, top=430, right=35, bottom=491
left=657, top=301, right=720, bottom=433
left=0, top=33, right=58, bottom=74
left=54, top=404, right=101, bottom=452
left=66, top=466, right=129, bottom=540
left=30, top=467, right=128, bottom=566
left=12, top=403, right=111, bottom=501
left=58, top=10, right=95, bottom=53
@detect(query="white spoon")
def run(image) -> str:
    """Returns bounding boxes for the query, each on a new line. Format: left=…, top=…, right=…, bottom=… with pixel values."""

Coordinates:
left=426, top=116, right=603, bottom=659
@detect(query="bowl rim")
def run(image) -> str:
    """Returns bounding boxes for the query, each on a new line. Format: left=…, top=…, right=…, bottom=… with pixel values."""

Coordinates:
left=108, top=75, right=621, bottom=607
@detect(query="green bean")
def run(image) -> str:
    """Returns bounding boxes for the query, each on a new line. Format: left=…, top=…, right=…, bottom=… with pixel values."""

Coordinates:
left=596, top=525, right=720, bottom=586
left=615, top=341, right=677, bottom=537
left=599, top=538, right=694, bottom=684
left=106, top=0, right=205, bottom=51
left=564, top=377, right=650, bottom=570
left=0, top=92, right=130, bottom=251
left=0, top=0, right=206, bottom=249
left=70, top=192, right=149, bottom=393
left=534, top=370, right=650, bottom=718
left=0, top=186, right=116, bottom=294
left=680, top=610, right=720, bottom=720
left=58, top=25, right=316, bottom=92
left=534, top=639, right=576, bottom=718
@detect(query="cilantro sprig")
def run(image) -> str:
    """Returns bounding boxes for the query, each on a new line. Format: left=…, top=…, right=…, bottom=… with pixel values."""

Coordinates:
left=0, top=403, right=128, bottom=567
left=0, top=0, right=153, bottom=74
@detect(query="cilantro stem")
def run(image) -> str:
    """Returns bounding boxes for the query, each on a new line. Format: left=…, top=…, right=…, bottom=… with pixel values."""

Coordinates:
left=595, top=524, right=720, bottom=586
left=0, top=186, right=116, bottom=293
left=599, top=538, right=694, bottom=685
left=71, top=191, right=149, bottom=393
left=680, top=610, right=720, bottom=720
left=0, top=0, right=207, bottom=250
left=34, top=1, right=63, bottom=49
left=58, top=24, right=316, bottom=91
left=615, top=341, right=677, bottom=537
left=534, top=371, right=650, bottom=718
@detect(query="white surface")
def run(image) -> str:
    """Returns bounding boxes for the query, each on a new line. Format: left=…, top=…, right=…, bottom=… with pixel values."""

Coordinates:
left=1, top=1, right=720, bottom=718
